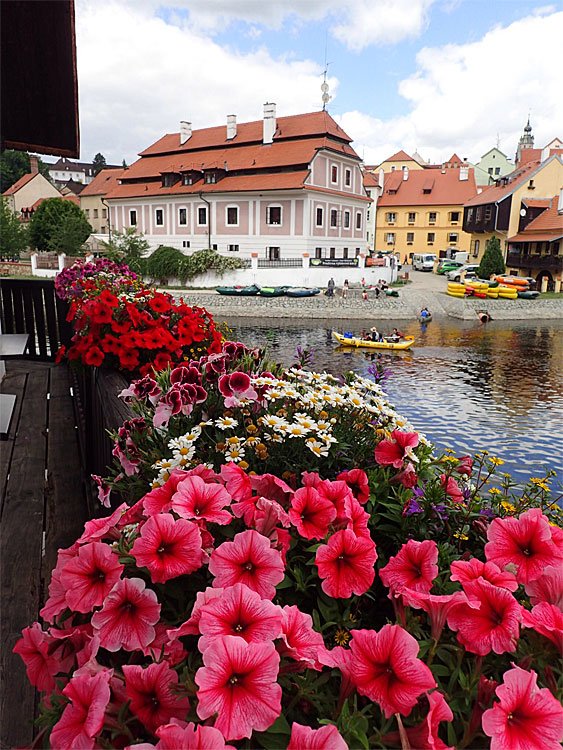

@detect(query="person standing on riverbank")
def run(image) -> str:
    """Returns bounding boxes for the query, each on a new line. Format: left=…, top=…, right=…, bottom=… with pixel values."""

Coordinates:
left=327, top=277, right=335, bottom=298
left=342, top=279, right=349, bottom=299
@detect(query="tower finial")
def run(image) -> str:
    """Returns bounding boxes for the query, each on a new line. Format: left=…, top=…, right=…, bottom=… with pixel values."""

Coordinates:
left=321, top=30, right=332, bottom=111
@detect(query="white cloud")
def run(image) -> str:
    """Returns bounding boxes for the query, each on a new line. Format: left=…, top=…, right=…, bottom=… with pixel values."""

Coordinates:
left=75, top=1, right=333, bottom=163
left=332, top=0, right=435, bottom=50
left=343, top=10, right=563, bottom=165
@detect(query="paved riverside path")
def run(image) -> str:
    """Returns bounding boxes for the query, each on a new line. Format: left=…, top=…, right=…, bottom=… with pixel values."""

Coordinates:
left=165, top=270, right=563, bottom=321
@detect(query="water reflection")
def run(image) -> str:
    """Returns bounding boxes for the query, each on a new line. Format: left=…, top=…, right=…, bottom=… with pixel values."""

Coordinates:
left=220, top=316, right=563, bottom=485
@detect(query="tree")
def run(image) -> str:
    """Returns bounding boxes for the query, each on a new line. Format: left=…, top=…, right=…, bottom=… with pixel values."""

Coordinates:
left=478, top=236, right=505, bottom=279
left=122, top=158, right=128, bottom=169
left=0, top=198, right=28, bottom=259
left=28, top=198, right=92, bottom=252
left=47, top=214, right=90, bottom=256
left=92, top=153, right=107, bottom=176
left=101, top=228, right=149, bottom=273
left=0, top=150, right=52, bottom=192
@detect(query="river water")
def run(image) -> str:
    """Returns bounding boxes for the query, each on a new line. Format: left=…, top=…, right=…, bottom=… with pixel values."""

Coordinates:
left=221, top=316, right=563, bottom=488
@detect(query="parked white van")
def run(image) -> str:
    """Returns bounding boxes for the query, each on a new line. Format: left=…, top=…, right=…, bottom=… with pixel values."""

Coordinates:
left=413, top=253, right=437, bottom=271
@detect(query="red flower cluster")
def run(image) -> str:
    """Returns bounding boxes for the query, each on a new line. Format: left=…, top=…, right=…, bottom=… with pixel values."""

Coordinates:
left=60, top=281, right=222, bottom=375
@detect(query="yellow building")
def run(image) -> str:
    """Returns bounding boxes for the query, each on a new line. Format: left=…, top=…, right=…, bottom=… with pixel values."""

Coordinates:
left=79, top=168, right=125, bottom=236
left=375, top=150, right=425, bottom=174
left=375, top=159, right=477, bottom=260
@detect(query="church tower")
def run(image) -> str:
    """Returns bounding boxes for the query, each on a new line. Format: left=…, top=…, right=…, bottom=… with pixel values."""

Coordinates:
left=515, top=117, right=535, bottom=166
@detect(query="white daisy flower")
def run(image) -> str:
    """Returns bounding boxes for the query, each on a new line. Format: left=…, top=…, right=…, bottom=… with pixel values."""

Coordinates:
left=215, top=416, right=239, bottom=430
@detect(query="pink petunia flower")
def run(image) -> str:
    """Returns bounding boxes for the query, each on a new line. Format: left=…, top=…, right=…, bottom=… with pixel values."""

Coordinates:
left=167, top=587, right=224, bottom=641
left=13, top=623, right=59, bottom=691
left=484, top=508, right=563, bottom=584
left=171, top=475, right=232, bottom=525
left=130, top=513, right=204, bottom=584
left=138, top=719, right=235, bottom=749
left=289, top=486, right=336, bottom=540
left=287, top=723, right=349, bottom=749
left=401, top=588, right=468, bottom=641
left=91, top=577, right=160, bottom=652
left=50, top=669, right=112, bottom=750
left=524, top=564, right=563, bottom=609
left=350, top=625, right=436, bottom=717
left=40, top=545, right=79, bottom=622
left=379, top=539, right=438, bottom=595
left=521, top=602, right=563, bottom=653
left=250, top=473, right=294, bottom=506
left=317, top=479, right=354, bottom=523
left=123, top=661, right=190, bottom=734
left=315, top=529, right=377, bottom=599
left=221, top=462, right=253, bottom=501
left=447, top=577, right=521, bottom=656
left=195, top=635, right=282, bottom=740
left=209, top=530, right=285, bottom=600
left=450, top=558, right=518, bottom=592
left=76, top=503, right=128, bottom=544
left=482, top=666, right=563, bottom=750
left=374, top=429, right=419, bottom=469
left=278, top=605, right=327, bottom=670
left=198, top=583, right=283, bottom=652
left=336, top=468, right=370, bottom=504
left=440, top=474, right=464, bottom=503
left=344, top=494, right=371, bottom=539
left=405, top=690, right=454, bottom=750
left=59, top=542, right=124, bottom=613
left=142, top=470, right=190, bottom=516
left=253, top=497, right=291, bottom=538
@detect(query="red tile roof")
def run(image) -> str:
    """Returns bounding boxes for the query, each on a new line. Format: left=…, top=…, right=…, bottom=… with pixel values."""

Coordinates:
left=377, top=167, right=477, bottom=207
left=518, top=148, right=541, bottom=166
left=363, top=171, right=379, bottom=187
left=80, top=168, right=126, bottom=196
left=464, top=159, right=541, bottom=207
left=509, top=198, right=563, bottom=242
left=383, top=150, right=414, bottom=162
left=139, top=111, right=352, bottom=157
left=106, top=111, right=362, bottom=201
left=522, top=198, right=552, bottom=208
left=2, top=172, right=37, bottom=195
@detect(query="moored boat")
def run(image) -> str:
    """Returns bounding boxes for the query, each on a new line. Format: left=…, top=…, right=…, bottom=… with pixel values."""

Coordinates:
left=285, top=287, right=321, bottom=297
left=216, top=284, right=260, bottom=296
left=258, top=286, right=290, bottom=297
left=517, top=290, right=540, bottom=299
left=332, top=331, right=415, bottom=350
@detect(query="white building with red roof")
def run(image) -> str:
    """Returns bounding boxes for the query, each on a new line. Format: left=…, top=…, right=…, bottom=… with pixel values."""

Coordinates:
left=2, top=157, right=61, bottom=214
left=105, top=105, right=371, bottom=269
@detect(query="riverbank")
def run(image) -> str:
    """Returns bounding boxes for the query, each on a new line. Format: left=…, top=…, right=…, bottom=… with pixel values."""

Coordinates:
left=168, top=288, right=563, bottom=321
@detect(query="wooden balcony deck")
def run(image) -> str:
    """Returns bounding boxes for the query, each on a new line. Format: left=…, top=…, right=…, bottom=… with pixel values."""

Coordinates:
left=0, top=360, right=87, bottom=749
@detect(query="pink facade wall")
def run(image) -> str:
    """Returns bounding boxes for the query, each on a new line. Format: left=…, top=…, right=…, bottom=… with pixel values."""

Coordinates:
left=294, top=200, right=303, bottom=235
left=257, top=199, right=292, bottom=236
left=215, top=201, right=249, bottom=235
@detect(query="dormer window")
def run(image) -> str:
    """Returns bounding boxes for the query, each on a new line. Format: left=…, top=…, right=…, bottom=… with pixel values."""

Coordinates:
left=204, top=172, right=218, bottom=184
left=162, top=173, right=178, bottom=187
left=182, top=174, right=194, bottom=186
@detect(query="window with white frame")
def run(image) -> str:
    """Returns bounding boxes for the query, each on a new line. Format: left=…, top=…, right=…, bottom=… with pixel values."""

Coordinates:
left=448, top=233, right=458, bottom=243
left=198, top=206, right=207, bottom=225
left=408, top=212, right=416, bottom=223
left=345, top=168, right=351, bottom=187
left=385, top=212, right=397, bottom=223
left=385, top=233, right=396, bottom=244
left=155, top=209, right=164, bottom=226
left=267, top=247, right=280, bottom=260
left=228, top=244, right=240, bottom=252
left=316, top=207, right=324, bottom=226
left=226, top=206, right=238, bottom=226
left=330, top=209, right=338, bottom=227
left=178, top=208, right=187, bottom=226
left=182, top=240, right=190, bottom=248
left=129, top=209, right=137, bottom=226
left=331, top=165, right=338, bottom=183
left=407, top=232, right=414, bottom=244
left=356, top=212, right=362, bottom=230
left=427, top=232, right=435, bottom=243
left=266, top=205, right=282, bottom=225
left=428, top=211, right=437, bottom=223
left=182, top=174, right=193, bottom=186
left=343, top=210, right=350, bottom=228
left=204, top=173, right=217, bottom=184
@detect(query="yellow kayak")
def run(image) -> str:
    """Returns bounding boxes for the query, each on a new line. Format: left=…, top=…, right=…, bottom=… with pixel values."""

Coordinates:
left=332, top=331, right=415, bottom=350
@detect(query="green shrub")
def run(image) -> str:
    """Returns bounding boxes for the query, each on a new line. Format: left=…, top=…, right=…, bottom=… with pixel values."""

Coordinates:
left=478, top=236, right=505, bottom=279
left=146, top=246, right=244, bottom=284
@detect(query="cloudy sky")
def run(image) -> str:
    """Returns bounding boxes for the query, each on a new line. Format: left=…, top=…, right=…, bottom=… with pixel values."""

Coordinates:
left=75, top=0, right=563, bottom=168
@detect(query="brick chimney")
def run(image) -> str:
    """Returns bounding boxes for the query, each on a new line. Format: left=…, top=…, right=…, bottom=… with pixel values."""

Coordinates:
left=29, top=155, right=39, bottom=174
left=263, top=102, right=276, bottom=144
left=180, top=121, right=192, bottom=145
left=226, top=114, right=237, bottom=140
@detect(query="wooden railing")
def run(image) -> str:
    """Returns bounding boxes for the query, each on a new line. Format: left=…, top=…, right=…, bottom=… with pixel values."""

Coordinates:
left=0, top=278, right=72, bottom=359
left=506, top=252, right=563, bottom=272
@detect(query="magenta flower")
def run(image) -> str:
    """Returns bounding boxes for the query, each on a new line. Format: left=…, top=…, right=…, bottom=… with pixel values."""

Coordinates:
left=350, top=625, right=436, bottom=717
left=171, top=474, right=232, bottom=525
left=59, top=542, right=124, bottom=613
left=374, top=429, right=419, bottom=469
left=344, top=494, right=371, bottom=539
left=131, top=513, right=204, bottom=584
left=250, top=473, right=294, bottom=506
left=40, top=545, right=79, bottom=622
left=405, top=690, right=454, bottom=750
left=484, top=508, right=563, bottom=584
left=522, top=602, right=563, bottom=653
left=209, top=530, right=285, bottom=600
left=315, top=529, right=377, bottom=599
left=77, top=503, right=128, bottom=543
left=450, top=558, right=518, bottom=592
left=198, top=583, right=283, bottom=652
left=379, top=539, right=438, bottom=595
left=123, top=661, right=190, bottom=734
left=317, top=479, right=354, bottom=523
left=288, top=723, right=348, bottom=749
left=440, top=474, right=464, bottom=503
left=401, top=588, right=468, bottom=641
left=195, top=635, right=282, bottom=740
left=148, top=719, right=235, bottom=749
left=447, top=578, right=521, bottom=656
left=289, top=486, right=336, bottom=540
left=278, top=605, right=327, bottom=670
left=50, top=670, right=112, bottom=750
left=482, top=666, right=563, bottom=750
left=13, top=623, right=58, bottom=691
left=336, top=468, right=370, bottom=504
left=524, top=564, right=563, bottom=608
left=167, top=587, right=224, bottom=641
left=91, top=577, right=160, bottom=652
left=220, top=463, right=253, bottom=501
left=142, top=470, right=190, bottom=516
